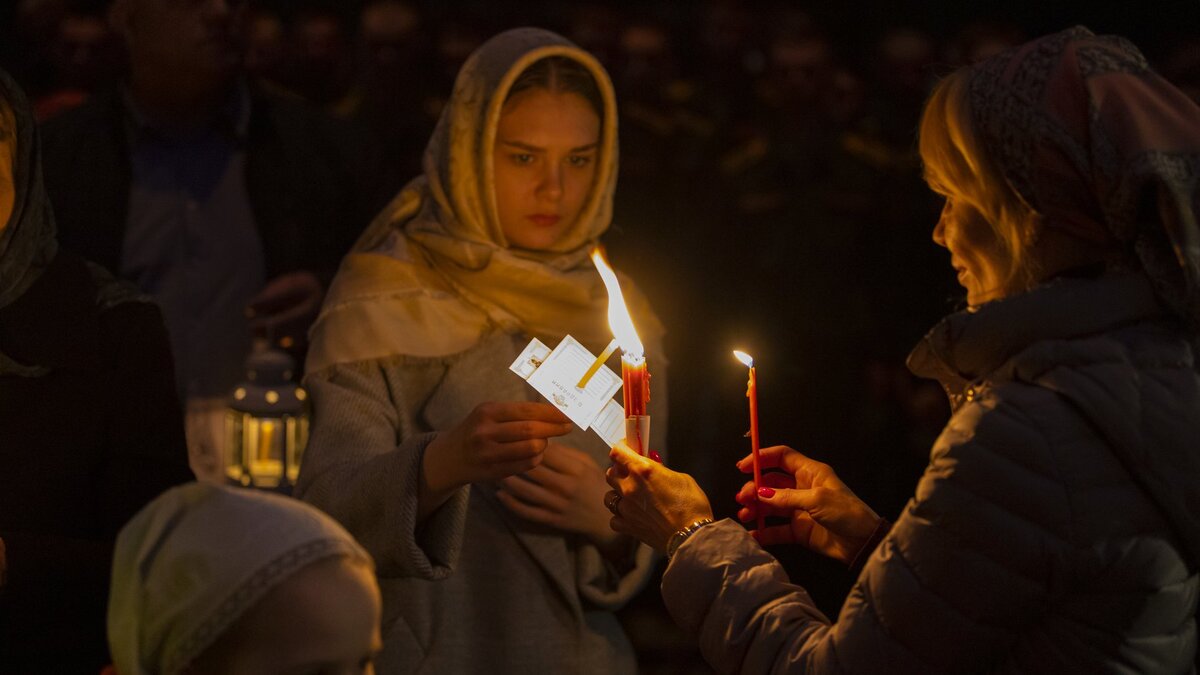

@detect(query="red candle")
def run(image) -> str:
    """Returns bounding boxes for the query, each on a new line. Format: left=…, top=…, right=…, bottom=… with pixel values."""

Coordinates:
left=622, top=353, right=651, bottom=456
left=591, top=248, right=653, bottom=456
left=734, top=351, right=764, bottom=531
left=622, top=354, right=649, bottom=416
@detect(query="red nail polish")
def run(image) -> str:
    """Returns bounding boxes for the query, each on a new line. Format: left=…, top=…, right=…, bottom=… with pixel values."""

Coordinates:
left=758, top=487, right=775, bottom=498
left=649, top=450, right=663, bottom=464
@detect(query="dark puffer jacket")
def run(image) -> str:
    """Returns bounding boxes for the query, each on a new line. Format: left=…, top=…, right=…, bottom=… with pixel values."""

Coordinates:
left=662, top=273, right=1200, bottom=674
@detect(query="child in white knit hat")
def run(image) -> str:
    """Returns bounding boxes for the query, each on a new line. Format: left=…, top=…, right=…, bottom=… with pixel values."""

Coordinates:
left=105, top=483, right=380, bottom=675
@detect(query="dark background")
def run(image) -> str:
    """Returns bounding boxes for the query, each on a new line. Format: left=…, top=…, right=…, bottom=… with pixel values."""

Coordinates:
left=3, top=1, right=1199, bottom=671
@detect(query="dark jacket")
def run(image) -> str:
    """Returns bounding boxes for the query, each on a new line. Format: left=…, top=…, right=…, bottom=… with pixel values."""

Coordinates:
left=662, top=274, right=1200, bottom=674
left=39, top=86, right=399, bottom=284
left=0, top=251, right=193, bottom=674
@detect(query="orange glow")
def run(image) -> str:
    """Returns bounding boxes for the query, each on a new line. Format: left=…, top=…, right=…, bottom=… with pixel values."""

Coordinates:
left=591, top=248, right=644, bottom=359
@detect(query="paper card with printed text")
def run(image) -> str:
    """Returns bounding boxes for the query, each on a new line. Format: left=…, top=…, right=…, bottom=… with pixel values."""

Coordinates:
left=509, top=335, right=623, bottom=433
left=591, top=399, right=626, bottom=447
left=509, top=338, right=552, bottom=379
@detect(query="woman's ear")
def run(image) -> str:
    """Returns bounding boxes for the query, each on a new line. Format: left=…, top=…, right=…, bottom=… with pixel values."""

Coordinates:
left=1023, top=209, right=1045, bottom=246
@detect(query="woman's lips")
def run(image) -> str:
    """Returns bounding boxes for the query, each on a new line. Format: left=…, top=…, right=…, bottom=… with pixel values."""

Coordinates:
left=527, top=214, right=561, bottom=227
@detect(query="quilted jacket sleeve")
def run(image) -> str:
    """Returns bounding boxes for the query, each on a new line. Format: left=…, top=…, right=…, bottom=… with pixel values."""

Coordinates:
left=662, top=388, right=1072, bottom=674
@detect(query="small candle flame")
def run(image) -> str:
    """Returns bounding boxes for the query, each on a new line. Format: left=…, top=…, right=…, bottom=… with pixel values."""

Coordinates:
left=733, top=350, right=754, bottom=368
left=591, top=248, right=644, bottom=358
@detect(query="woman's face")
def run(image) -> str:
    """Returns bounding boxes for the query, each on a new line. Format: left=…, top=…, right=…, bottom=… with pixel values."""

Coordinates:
left=185, top=557, right=382, bottom=675
left=932, top=195, right=1013, bottom=307
left=492, top=88, right=600, bottom=250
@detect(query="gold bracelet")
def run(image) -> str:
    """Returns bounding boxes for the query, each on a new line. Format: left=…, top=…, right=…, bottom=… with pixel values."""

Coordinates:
left=666, top=518, right=714, bottom=560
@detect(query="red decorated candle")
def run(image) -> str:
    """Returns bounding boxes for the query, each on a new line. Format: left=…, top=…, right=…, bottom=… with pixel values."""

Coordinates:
left=622, top=354, right=649, bottom=416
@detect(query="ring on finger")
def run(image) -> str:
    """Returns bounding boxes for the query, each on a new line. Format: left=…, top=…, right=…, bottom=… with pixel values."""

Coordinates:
left=604, top=491, right=622, bottom=515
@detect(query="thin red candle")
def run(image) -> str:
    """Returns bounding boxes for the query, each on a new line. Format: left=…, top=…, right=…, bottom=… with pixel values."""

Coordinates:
left=735, top=351, right=765, bottom=531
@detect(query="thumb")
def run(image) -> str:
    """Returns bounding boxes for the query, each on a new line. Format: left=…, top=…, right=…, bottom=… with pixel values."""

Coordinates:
left=609, top=440, right=642, bottom=470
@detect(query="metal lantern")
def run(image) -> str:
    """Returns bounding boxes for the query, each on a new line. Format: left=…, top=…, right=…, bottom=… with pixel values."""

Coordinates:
left=225, top=347, right=309, bottom=491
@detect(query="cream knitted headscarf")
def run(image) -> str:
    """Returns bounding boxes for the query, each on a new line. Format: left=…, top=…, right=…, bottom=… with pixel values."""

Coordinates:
left=107, top=484, right=372, bottom=675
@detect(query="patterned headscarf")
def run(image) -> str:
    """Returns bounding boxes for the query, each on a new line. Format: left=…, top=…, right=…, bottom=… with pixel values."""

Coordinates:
left=107, top=483, right=373, bottom=675
left=0, top=67, right=59, bottom=376
left=967, top=26, right=1200, bottom=329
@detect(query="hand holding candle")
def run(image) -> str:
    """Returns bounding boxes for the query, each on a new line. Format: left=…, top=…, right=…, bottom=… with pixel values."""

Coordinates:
left=733, top=350, right=764, bottom=531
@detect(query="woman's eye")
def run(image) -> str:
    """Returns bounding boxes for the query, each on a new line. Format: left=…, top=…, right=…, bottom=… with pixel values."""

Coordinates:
left=511, top=153, right=534, bottom=165
left=567, top=154, right=593, bottom=167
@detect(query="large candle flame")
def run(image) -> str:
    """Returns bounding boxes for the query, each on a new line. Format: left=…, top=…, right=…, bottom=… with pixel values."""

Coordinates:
left=733, top=350, right=754, bottom=367
left=591, top=248, right=644, bottom=358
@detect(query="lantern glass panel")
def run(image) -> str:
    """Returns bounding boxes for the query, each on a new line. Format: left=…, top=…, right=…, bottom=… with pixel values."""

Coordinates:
left=249, top=416, right=286, bottom=488
left=286, top=416, right=310, bottom=484
left=225, top=411, right=305, bottom=489
left=224, top=410, right=248, bottom=486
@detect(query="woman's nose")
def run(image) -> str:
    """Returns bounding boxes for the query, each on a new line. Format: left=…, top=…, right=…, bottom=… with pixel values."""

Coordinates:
left=537, top=164, right=564, bottom=201
left=932, top=205, right=949, bottom=247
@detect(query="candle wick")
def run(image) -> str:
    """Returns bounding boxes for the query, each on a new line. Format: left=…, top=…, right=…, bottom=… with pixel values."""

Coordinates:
left=576, top=338, right=620, bottom=389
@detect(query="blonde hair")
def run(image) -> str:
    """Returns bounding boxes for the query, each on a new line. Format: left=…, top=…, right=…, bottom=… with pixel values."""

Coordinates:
left=919, top=70, right=1040, bottom=293
left=0, top=95, right=16, bottom=233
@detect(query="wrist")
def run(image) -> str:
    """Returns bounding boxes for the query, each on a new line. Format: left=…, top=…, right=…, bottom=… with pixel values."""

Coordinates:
left=422, top=433, right=464, bottom=495
left=848, top=516, right=891, bottom=572
left=418, top=434, right=467, bottom=522
left=665, top=517, right=715, bottom=560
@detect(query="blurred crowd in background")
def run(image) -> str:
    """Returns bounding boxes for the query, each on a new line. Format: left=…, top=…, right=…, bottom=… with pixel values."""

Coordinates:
left=3, top=1, right=1199, bottom=671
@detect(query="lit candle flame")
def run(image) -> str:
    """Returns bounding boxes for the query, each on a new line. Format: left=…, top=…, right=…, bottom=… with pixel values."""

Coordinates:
left=733, top=350, right=754, bottom=368
left=591, top=249, right=644, bottom=358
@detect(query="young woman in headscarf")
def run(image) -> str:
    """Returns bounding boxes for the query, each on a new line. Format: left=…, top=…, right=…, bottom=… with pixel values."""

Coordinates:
left=0, top=69, right=192, bottom=672
left=296, top=28, right=667, bottom=672
left=601, top=27, right=1200, bottom=673
left=104, top=482, right=381, bottom=675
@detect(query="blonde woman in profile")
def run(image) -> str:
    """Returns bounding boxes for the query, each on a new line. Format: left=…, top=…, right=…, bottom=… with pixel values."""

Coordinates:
left=296, top=28, right=667, bottom=673
left=603, top=27, right=1200, bottom=673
